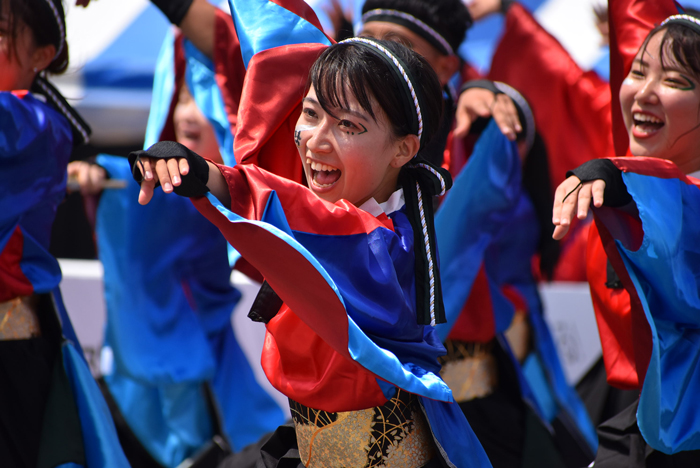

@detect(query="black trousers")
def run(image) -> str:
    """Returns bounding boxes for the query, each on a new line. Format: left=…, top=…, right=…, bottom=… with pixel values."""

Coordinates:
left=0, top=294, right=84, bottom=468
left=595, top=398, right=700, bottom=468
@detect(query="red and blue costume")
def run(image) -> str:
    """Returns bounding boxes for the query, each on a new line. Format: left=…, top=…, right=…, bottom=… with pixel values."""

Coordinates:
left=583, top=0, right=700, bottom=459
left=436, top=120, right=597, bottom=466
left=164, top=0, right=493, bottom=465
left=0, top=90, right=128, bottom=467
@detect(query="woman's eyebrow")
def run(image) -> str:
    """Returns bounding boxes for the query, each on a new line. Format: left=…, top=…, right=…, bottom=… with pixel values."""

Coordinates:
left=302, top=97, right=320, bottom=106
left=663, top=65, right=694, bottom=77
left=303, top=97, right=369, bottom=121
left=337, top=107, right=369, bottom=121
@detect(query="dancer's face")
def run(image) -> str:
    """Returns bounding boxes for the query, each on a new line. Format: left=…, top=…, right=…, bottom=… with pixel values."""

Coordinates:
left=0, top=11, right=32, bottom=90
left=294, top=85, right=416, bottom=206
left=360, top=21, right=457, bottom=86
left=173, top=84, right=222, bottom=163
left=0, top=3, right=52, bottom=91
left=620, top=30, right=700, bottom=173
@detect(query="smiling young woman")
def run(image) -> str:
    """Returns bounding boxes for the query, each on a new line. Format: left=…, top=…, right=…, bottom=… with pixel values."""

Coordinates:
left=620, top=26, right=700, bottom=173
left=551, top=4, right=700, bottom=466
left=0, top=0, right=126, bottom=466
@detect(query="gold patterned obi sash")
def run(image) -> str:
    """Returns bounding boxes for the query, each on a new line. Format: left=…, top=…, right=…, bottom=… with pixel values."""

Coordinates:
left=0, top=296, right=41, bottom=340
left=439, top=312, right=531, bottom=403
left=439, top=340, right=498, bottom=402
left=289, top=389, right=437, bottom=467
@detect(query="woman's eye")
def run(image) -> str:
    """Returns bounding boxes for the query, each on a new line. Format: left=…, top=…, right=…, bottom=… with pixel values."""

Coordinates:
left=665, top=75, right=694, bottom=89
left=303, top=108, right=318, bottom=119
left=630, top=69, right=645, bottom=78
left=339, top=119, right=356, bottom=129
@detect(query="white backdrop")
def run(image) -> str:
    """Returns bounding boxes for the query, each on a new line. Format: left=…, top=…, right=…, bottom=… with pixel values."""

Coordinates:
left=59, top=259, right=601, bottom=388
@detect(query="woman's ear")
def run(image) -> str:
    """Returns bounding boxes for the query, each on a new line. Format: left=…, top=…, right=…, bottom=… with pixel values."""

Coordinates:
left=391, top=134, right=420, bottom=168
left=31, top=44, right=56, bottom=73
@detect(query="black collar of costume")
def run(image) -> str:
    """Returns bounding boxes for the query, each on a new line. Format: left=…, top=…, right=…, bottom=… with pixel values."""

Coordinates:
left=32, top=75, right=91, bottom=147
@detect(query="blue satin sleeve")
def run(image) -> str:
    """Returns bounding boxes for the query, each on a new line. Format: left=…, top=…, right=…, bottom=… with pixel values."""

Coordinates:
left=0, top=92, right=72, bottom=294
left=295, top=208, right=447, bottom=376
left=0, top=92, right=72, bottom=231
left=610, top=172, right=700, bottom=454
left=96, top=154, right=240, bottom=384
left=435, top=120, right=521, bottom=340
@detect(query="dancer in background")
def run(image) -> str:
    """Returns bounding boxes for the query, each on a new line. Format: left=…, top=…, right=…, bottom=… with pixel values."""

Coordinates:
left=553, top=1, right=700, bottom=465
left=435, top=81, right=597, bottom=468
left=358, top=0, right=523, bottom=170
left=0, top=0, right=128, bottom=466
left=68, top=26, right=288, bottom=467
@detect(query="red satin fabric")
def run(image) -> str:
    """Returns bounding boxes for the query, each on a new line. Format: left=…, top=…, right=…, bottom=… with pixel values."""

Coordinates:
left=213, top=8, right=245, bottom=137
left=489, top=3, right=614, bottom=195
left=447, top=264, right=496, bottom=343
left=552, top=219, right=590, bottom=282
left=263, top=305, right=388, bottom=412
left=587, top=222, right=645, bottom=390
left=0, top=226, right=34, bottom=302
left=270, top=0, right=332, bottom=37
left=213, top=10, right=326, bottom=184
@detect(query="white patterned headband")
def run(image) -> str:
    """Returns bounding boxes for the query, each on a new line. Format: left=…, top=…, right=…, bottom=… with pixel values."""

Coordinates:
left=660, top=14, right=700, bottom=35
left=362, top=9, right=454, bottom=56
left=43, top=0, right=65, bottom=60
left=339, top=37, right=424, bottom=146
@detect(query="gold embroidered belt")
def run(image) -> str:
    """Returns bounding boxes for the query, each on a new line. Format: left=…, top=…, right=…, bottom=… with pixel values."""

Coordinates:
left=290, top=389, right=437, bottom=467
left=439, top=340, right=498, bottom=402
left=0, top=296, right=41, bottom=340
left=504, top=311, right=531, bottom=364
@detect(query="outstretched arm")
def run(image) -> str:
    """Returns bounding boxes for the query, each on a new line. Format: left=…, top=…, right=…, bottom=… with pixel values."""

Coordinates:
left=552, top=159, right=633, bottom=239
left=131, top=142, right=231, bottom=207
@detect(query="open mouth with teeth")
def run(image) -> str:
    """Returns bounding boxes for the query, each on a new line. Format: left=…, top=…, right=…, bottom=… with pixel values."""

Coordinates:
left=632, top=112, right=664, bottom=135
left=307, top=158, right=341, bottom=188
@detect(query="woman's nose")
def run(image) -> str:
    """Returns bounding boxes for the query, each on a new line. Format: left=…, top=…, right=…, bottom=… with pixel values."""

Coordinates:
left=635, top=78, right=660, bottom=104
left=306, top=122, right=332, bottom=153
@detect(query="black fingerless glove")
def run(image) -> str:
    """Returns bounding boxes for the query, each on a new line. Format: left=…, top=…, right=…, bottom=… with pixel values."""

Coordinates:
left=568, top=159, right=632, bottom=208
left=150, top=0, right=194, bottom=25
left=128, top=141, right=210, bottom=198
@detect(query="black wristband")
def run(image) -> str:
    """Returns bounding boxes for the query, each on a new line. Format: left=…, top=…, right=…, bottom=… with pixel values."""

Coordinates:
left=150, top=0, right=194, bottom=25
left=128, top=141, right=210, bottom=198
left=459, top=79, right=502, bottom=97
left=500, top=0, right=514, bottom=13
left=568, top=159, right=632, bottom=208
left=458, top=80, right=504, bottom=136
